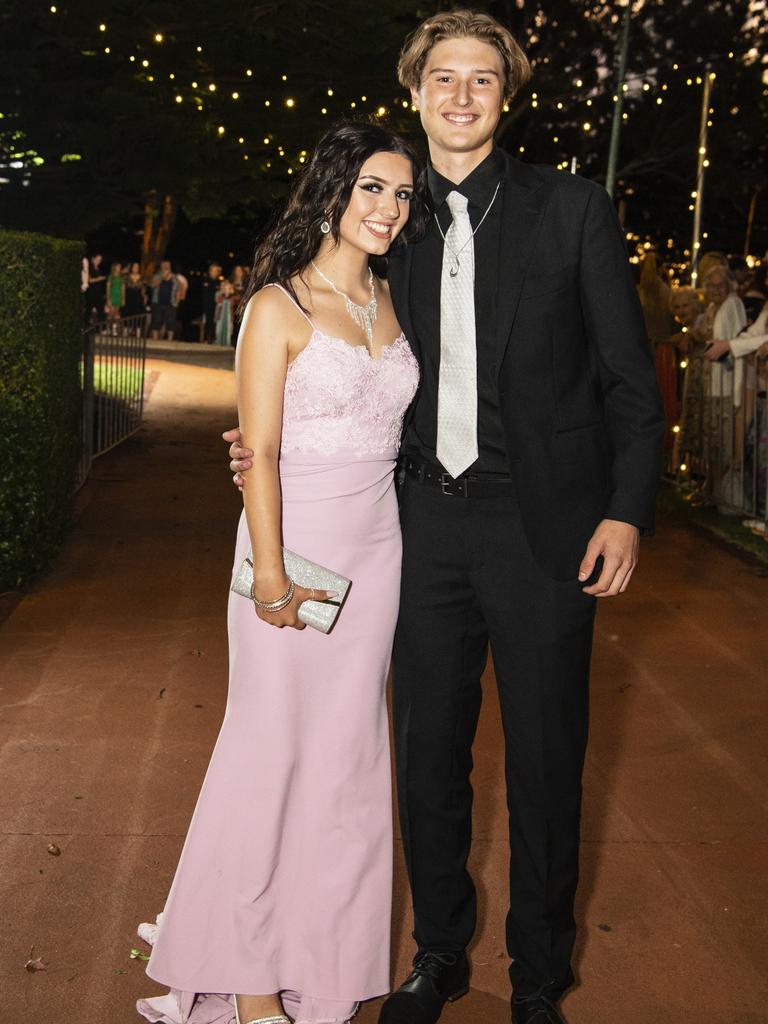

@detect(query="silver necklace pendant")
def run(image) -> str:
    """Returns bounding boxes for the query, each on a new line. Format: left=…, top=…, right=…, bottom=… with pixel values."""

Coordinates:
left=435, top=180, right=502, bottom=281
left=311, top=262, right=378, bottom=348
left=344, top=291, right=377, bottom=346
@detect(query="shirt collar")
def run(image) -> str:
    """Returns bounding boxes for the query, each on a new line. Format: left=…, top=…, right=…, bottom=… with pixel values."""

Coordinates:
left=428, top=146, right=505, bottom=212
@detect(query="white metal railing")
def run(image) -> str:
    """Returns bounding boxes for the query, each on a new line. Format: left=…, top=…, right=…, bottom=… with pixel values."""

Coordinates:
left=672, top=344, right=767, bottom=526
left=76, top=314, right=149, bottom=489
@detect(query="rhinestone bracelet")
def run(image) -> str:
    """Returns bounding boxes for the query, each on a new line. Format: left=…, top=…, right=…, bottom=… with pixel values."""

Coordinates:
left=251, top=577, right=295, bottom=612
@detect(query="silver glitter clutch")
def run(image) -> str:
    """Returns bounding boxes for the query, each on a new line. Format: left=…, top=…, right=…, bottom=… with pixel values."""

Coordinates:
left=231, top=548, right=351, bottom=634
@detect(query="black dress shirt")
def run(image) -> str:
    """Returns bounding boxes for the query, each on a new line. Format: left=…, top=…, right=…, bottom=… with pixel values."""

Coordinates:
left=405, top=146, right=509, bottom=475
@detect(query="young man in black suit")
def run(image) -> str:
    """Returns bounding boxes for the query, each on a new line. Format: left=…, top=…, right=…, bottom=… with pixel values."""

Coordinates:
left=227, top=11, right=664, bottom=1023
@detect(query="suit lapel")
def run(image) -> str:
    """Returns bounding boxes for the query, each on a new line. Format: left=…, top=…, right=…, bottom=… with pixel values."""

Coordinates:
left=496, top=156, right=550, bottom=374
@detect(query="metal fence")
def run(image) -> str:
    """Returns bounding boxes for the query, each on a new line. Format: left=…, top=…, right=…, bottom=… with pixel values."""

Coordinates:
left=76, top=313, right=149, bottom=489
left=671, top=345, right=768, bottom=528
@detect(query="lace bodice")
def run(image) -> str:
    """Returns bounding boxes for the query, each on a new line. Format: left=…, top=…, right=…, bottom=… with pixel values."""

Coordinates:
left=281, top=324, right=419, bottom=457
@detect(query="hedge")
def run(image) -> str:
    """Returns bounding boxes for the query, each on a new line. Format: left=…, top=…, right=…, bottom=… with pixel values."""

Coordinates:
left=0, top=230, right=83, bottom=590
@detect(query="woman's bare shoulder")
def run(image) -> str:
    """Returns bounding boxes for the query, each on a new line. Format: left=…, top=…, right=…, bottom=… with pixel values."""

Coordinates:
left=241, top=283, right=307, bottom=332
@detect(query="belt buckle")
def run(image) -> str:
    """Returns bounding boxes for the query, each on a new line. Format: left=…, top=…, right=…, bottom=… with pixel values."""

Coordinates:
left=440, top=473, right=469, bottom=497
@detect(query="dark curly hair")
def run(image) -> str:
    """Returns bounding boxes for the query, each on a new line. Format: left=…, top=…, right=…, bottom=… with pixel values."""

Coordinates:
left=239, top=120, right=429, bottom=315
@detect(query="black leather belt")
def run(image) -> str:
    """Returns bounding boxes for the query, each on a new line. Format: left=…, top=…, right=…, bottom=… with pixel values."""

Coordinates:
left=404, top=456, right=514, bottom=498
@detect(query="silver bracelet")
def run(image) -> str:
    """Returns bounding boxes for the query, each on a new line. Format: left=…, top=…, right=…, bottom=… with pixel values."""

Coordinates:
left=251, top=577, right=295, bottom=612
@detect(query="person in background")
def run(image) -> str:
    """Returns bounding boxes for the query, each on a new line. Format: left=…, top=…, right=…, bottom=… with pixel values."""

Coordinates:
left=175, top=265, right=190, bottom=340
left=705, top=299, right=768, bottom=366
left=150, top=260, right=180, bottom=340
left=696, top=250, right=728, bottom=286
left=84, top=252, right=107, bottom=325
left=230, top=264, right=247, bottom=298
left=670, top=287, right=705, bottom=340
left=106, top=262, right=125, bottom=321
left=695, top=265, right=747, bottom=504
left=728, top=255, right=751, bottom=297
left=742, top=263, right=767, bottom=324
left=214, top=279, right=237, bottom=346
left=706, top=297, right=768, bottom=512
left=639, top=253, right=677, bottom=441
left=124, top=263, right=148, bottom=319
left=638, top=253, right=674, bottom=349
left=202, top=262, right=222, bottom=341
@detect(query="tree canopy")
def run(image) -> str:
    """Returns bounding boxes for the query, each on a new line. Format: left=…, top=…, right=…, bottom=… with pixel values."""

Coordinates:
left=1, top=0, right=765, bottom=265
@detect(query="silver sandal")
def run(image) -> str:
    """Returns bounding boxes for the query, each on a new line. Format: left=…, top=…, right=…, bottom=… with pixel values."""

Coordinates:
left=233, top=996, right=291, bottom=1024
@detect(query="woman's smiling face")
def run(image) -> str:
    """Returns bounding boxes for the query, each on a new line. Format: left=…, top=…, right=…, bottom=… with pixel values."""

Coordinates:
left=336, top=151, right=414, bottom=257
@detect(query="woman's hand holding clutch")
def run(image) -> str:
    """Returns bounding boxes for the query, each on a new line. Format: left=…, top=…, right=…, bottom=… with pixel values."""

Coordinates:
left=253, top=576, right=338, bottom=631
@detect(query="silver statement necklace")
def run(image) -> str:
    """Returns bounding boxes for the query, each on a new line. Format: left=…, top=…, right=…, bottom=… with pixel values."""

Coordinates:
left=434, top=181, right=502, bottom=277
left=311, top=262, right=378, bottom=347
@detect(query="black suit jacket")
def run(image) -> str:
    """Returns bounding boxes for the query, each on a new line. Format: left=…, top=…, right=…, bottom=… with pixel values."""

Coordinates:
left=388, top=152, right=665, bottom=581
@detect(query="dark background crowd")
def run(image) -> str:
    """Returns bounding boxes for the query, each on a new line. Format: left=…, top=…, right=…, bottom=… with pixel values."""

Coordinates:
left=81, top=255, right=248, bottom=346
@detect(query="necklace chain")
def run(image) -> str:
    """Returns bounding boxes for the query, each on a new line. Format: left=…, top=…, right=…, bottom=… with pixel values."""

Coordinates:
left=434, top=181, right=502, bottom=277
left=310, top=262, right=378, bottom=347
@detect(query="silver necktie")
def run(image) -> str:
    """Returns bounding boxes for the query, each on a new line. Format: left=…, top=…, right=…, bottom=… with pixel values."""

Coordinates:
left=436, top=190, right=478, bottom=479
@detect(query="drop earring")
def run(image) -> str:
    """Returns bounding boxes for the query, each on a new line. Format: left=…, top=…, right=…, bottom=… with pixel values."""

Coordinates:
left=320, top=219, right=331, bottom=234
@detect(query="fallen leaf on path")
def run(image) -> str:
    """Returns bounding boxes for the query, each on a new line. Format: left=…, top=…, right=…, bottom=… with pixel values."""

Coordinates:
left=25, top=958, right=46, bottom=972
left=130, top=948, right=150, bottom=961
left=47, top=843, right=61, bottom=856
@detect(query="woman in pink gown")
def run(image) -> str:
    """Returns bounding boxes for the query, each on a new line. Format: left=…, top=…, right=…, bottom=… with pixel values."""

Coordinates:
left=136, top=123, right=426, bottom=1024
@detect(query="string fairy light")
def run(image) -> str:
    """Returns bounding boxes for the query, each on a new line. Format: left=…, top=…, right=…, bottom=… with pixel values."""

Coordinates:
left=25, top=12, right=762, bottom=225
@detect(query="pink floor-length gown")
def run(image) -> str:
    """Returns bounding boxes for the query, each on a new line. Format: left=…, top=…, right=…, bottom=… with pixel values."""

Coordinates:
left=137, top=285, right=419, bottom=1024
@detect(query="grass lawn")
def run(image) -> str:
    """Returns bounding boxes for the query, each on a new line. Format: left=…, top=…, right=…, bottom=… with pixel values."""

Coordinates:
left=81, top=360, right=144, bottom=400
left=656, top=481, right=768, bottom=565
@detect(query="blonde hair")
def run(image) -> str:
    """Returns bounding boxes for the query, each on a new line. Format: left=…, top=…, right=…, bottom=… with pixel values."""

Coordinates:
left=697, top=251, right=728, bottom=283
left=397, top=9, right=531, bottom=102
left=669, top=286, right=704, bottom=317
left=703, top=263, right=735, bottom=288
left=638, top=253, right=663, bottom=304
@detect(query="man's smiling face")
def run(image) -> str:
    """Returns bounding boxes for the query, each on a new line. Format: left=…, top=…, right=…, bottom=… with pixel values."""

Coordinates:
left=411, top=36, right=505, bottom=166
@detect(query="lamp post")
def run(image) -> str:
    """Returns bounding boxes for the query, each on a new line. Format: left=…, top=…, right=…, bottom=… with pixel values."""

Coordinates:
left=605, top=0, right=633, bottom=198
left=690, top=71, right=715, bottom=286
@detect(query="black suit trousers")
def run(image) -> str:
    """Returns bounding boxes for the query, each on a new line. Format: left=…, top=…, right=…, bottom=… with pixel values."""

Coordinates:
left=392, top=477, right=596, bottom=999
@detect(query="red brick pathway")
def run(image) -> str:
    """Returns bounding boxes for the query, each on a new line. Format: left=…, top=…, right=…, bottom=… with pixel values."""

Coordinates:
left=1, top=358, right=766, bottom=1024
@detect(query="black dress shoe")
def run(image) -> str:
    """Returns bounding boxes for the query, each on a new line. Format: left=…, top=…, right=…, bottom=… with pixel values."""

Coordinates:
left=378, top=950, right=470, bottom=1024
left=511, top=990, right=567, bottom=1024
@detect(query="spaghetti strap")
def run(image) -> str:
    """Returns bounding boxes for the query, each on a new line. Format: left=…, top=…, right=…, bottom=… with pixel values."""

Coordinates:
left=263, top=281, right=314, bottom=327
